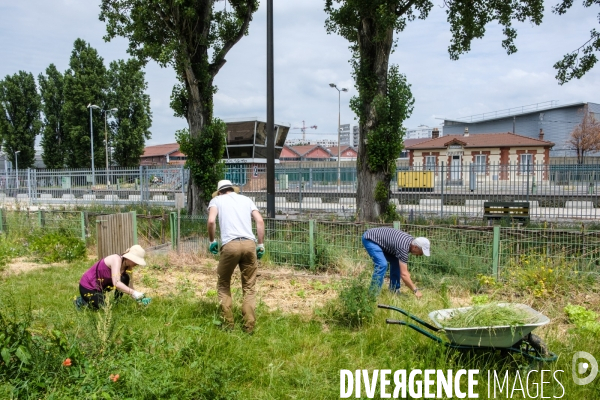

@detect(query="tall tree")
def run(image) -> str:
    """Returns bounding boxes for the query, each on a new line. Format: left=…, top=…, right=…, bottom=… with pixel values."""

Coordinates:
left=553, top=0, right=600, bottom=84
left=101, top=0, right=259, bottom=214
left=0, top=71, right=42, bottom=169
left=106, top=59, right=152, bottom=167
left=568, top=106, right=600, bottom=164
left=325, top=0, right=544, bottom=222
left=38, top=64, right=66, bottom=169
left=62, top=38, right=107, bottom=168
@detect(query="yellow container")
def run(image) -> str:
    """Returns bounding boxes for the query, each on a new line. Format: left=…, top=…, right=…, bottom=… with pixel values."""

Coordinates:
left=397, top=171, right=434, bottom=189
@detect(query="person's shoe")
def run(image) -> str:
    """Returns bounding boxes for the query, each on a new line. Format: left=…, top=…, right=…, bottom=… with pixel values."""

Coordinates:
left=73, top=296, right=85, bottom=310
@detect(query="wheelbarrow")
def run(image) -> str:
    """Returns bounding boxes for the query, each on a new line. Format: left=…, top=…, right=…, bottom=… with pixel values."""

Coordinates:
left=378, top=303, right=557, bottom=362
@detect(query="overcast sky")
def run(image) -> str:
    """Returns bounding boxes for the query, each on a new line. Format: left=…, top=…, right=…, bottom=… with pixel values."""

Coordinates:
left=1, top=1, right=598, bottom=145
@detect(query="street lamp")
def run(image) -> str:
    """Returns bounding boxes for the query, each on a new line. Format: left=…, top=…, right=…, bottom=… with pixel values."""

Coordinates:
left=14, top=150, right=20, bottom=189
left=329, top=83, right=348, bottom=191
left=103, top=108, right=118, bottom=187
left=87, top=104, right=101, bottom=186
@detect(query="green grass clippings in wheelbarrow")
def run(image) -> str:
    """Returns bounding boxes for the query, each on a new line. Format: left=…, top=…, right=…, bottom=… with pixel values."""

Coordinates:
left=378, top=303, right=557, bottom=362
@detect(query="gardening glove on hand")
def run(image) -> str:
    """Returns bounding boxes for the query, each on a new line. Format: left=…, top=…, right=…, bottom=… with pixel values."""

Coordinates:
left=256, top=244, right=265, bottom=260
left=209, top=240, right=219, bottom=255
left=131, top=290, right=145, bottom=300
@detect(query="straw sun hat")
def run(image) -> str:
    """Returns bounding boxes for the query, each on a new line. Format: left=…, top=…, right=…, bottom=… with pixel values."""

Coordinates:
left=212, top=179, right=240, bottom=198
left=123, top=245, right=146, bottom=266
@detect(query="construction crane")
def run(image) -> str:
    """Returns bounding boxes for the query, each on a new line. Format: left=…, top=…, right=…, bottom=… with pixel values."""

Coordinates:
left=292, top=121, right=318, bottom=142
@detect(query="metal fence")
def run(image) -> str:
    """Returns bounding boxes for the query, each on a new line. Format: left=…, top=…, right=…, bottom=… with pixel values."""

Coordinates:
left=0, top=166, right=188, bottom=206
left=0, top=208, right=597, bottom=277
left=169, top=216, right=599, bottom=276
left=0, top=161, right=598, bottom=221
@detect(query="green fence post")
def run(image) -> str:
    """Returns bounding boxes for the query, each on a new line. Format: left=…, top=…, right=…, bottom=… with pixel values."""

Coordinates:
left=170, top=212, right=177, bottom=250
left=130, top=211, right=138, bottom=245
left=80, top=212, right=86, bottom=243
left=309, top=219, right=315, bottom=270
left=38, top=210, right=44, bottom=228
left=393, top=221, right=400, bottom=229
left=492, top=226, right=500, bottom=278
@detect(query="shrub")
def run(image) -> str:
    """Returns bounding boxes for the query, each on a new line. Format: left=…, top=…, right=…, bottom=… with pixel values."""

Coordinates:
left=28, top=230, right=86, bottom=263
left=565, top=304, right=600, bottom=335
left=327, top=272, right=376, bottom=328
left=501, top=254, right=579, bottom=298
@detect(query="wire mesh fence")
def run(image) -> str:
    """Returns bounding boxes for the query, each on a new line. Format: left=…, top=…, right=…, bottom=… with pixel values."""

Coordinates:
left=0, top=208, right=597, bottom=277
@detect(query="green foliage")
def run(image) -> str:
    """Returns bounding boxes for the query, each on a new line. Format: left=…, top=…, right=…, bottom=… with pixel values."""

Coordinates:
left=177, top=121, right=227, bottom=206
left=100, top=0, right=259, bottom=214
left=28, top=230, right=86, bottom=263
left=0, top=70, right=42, bottom=169
left=502, top=254, right=579, bottom=298
left=364, top=66, right=414, bottom=174
left=328, top=272, right=376, bottom=327
left=565, top=304, right=600, bottom=335
left=553, top=1, right=600, bottom=84
left=38, top=64, right=66, bottom=168
left=107, top=58, right=152, bottom=167
left=441, top=303, right=533, bottom=328
left=62, top=38, right=108, bottom=168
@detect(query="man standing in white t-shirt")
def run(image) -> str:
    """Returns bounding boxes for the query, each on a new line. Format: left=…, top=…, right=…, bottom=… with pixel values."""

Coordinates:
left=207, top=180, right=265, bottom=333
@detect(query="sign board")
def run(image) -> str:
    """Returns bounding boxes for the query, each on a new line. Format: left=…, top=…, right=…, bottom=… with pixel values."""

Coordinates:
left=61, top=177, right=71, bottom=189
left=253, top=166, right=258, bottom=177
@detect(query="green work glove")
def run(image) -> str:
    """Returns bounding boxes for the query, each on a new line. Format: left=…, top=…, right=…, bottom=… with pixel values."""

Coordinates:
left=209, top=241, right=219, bottom=255
left=256, top=244, right=265, bottom=260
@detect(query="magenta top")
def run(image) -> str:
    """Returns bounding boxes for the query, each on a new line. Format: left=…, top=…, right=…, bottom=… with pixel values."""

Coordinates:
left=79, top=258, right=114, bottom=291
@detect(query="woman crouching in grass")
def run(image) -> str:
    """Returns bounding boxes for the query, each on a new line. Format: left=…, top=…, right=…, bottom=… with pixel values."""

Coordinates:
left=75, top=245, right=146, bottom=309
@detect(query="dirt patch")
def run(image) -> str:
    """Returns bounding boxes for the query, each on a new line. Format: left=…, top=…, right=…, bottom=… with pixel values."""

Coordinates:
left=1, top=257, right=67, bottom=276
left=136, top=252, right=340, bottom=315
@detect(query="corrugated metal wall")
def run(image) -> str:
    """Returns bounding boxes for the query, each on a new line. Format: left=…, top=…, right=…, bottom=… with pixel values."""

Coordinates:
left=443, top=102, right=598, bottom=157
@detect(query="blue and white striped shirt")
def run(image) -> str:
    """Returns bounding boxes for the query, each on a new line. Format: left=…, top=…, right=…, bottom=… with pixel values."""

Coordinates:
left=363, top=227, right=414, bottom=263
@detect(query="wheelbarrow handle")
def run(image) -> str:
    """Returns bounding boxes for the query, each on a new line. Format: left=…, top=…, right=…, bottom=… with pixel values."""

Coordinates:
left=386, top=319, right=444, bottom=344
left=378, top=304, right=440, bottom=332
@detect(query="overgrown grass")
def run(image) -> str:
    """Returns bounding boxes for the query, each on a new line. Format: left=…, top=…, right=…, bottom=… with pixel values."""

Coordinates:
left=1, top=259, right=599, bottom=399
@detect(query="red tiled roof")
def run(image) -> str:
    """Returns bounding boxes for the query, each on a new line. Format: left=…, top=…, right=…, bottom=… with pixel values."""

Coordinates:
left=290, top=144, right=321, bottom=156
left=142, top=143, right=180, bottom=157
left=403, top=138, right=431, bottom=147
left=326, top=146, right=357, bottom=156
left=280, top=146, right=301, bottom=158
left=405, top=132, right=555, bottom=150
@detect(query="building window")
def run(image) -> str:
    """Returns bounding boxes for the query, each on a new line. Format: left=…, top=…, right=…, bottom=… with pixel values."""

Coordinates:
left=520, top=154, right=533, bottom=174
left=425, top=156, right=436, bottom=171
left=474, top=154, right=486, bottom=173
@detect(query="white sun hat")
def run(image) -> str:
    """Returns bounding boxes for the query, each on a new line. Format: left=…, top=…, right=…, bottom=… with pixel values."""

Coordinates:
left=212, top=179, right=240, bottom=198
left=123, top=245, right=147, bottom=266
left=412, top=237, right=430, bottom=256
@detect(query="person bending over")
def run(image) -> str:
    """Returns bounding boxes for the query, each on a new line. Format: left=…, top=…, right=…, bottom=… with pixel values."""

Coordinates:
left=362, top=227, right=430, bottom=297
left=76, top=245, right=146, bottom=309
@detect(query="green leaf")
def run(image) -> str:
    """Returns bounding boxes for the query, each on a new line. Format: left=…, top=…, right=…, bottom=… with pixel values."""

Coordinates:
left=1, top=347, right=11, bottom=364
left=15, top=345, right=31, bottom=364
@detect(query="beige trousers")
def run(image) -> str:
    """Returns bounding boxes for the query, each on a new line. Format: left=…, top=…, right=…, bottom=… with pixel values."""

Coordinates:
left=216, top=239, right=257, bottom=332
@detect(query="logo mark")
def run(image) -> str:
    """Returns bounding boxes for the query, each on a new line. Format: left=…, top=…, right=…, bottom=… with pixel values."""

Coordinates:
left=572, top=351, right=598, bottom=385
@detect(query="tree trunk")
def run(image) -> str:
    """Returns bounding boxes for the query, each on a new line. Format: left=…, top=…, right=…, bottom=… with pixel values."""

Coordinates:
left=184, top=62, right=211, bottom=215
left=356, top=20, right=394, bottom=222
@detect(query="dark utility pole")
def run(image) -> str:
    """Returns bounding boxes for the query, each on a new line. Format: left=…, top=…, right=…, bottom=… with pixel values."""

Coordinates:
left=266, top=0, right=275, bottom=218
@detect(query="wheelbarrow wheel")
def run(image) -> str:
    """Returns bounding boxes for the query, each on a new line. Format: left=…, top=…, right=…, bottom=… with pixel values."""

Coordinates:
left=525, top=333, right=549, bottom=357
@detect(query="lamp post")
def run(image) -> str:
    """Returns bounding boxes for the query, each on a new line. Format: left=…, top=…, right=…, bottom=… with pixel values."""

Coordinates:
left=103, top=108, right=118, bottom=187
left=87, top=104, right=101, bottom=186
left=14, top=150, right=20, bottom=189
left=329, top=83, right=347, bottom=191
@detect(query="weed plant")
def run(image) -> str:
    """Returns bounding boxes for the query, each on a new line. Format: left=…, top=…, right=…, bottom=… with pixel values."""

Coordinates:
left=441, top=303, right=534, bottom=328
left=28, top=229, right=86, bottom=263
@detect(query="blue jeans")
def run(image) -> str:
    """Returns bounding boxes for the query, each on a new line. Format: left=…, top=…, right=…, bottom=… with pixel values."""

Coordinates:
left=362, top=236, right=401, bottom=293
